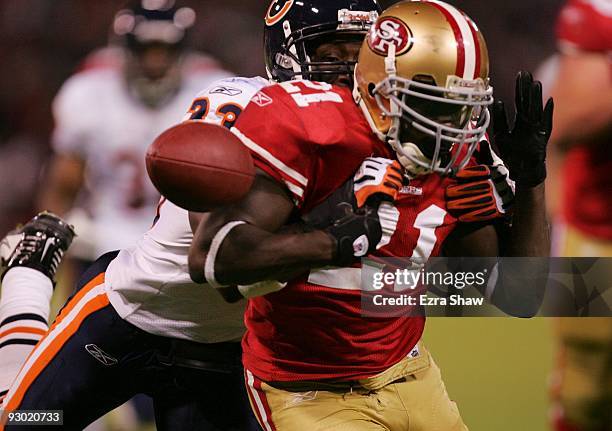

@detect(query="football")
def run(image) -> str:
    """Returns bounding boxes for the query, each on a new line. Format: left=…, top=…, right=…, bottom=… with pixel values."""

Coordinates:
left=146, top=121, right=255, bottom=212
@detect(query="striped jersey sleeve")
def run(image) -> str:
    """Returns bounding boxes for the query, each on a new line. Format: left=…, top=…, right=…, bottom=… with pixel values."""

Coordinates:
left=231, top=84, right=315, bottom=207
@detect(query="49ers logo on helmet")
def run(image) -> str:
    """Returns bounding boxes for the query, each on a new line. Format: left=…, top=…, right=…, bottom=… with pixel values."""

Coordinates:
left=265, top=0, right=294, bottom=26
left=367, top=17, right=413, bottom=56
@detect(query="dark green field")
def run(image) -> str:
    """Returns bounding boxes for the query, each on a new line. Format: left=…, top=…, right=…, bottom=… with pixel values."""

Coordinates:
left=424, top=318, right=554, bottom=431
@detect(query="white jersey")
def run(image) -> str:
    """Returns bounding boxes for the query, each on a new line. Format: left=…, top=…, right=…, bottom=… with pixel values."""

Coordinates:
left=104, top=76, right=269, bottom=343
left=52, top=59, right=230, bottom=258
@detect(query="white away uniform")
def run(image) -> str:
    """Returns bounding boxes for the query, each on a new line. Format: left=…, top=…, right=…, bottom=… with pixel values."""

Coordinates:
left=104, top=76, right=269, bottom=343
left=52, top=61, right=230, bottom=258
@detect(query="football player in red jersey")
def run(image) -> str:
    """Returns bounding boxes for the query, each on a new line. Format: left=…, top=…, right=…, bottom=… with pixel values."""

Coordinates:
left=1, top=1, right=385, bottom=430
left=189, top=1, right=553, bottom=429
left=547, top=1, right=612, bottom=430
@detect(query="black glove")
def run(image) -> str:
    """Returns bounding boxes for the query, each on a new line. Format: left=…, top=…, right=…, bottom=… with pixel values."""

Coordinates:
left=324, top=204, right=383, bottom=266
left=446, top=164, right=514, bottom=223
left=303, top=182, right=384, bottom=266
left=303, top=156, right=404, bottom=229
left=493, top=71, right=554, bottom=188
left=302, top=157, right=404, bottom=265
left=446, top=141, right=515, bottom=223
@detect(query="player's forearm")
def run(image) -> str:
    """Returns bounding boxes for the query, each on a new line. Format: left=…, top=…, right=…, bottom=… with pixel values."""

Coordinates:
left=505, top=183, right=549, bottom=257
left=493, top=185, right=549, bottom=317
left=552, top=118, right=612, bottom=153
left=38, top=188, right=76, bottom=216
left=213, top=224, right=335, bottom=286
left=37, top=155, right=84, bottom=215
left=549, top=54, right=612, bottom=153
left=551, top=78, right=612, bottom=152
left=188, top=219, right=336, bottom=286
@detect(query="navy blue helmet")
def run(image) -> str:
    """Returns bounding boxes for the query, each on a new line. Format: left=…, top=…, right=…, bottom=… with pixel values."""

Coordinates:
left=113, top=0, right=196, bottom=52
left=264, top=0, right=382, bottom=82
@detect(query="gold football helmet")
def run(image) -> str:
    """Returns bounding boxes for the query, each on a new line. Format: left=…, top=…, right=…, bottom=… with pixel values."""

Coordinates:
left=354, top=0, right=493, bottom=175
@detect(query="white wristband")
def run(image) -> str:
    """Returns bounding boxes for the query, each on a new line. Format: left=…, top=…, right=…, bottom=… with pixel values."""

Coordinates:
left=238, top=281, right=288, bottom=299
left=204, top=221, right=246, bottom=289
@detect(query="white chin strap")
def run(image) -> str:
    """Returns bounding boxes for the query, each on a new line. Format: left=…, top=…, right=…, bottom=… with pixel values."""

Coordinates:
left=391, top=141, right=440, bottom=177
left=282, top=20, right=303, bottom=79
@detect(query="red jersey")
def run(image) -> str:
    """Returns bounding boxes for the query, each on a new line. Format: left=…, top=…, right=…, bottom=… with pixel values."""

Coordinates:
left=556, top=0, right=612, bottom=239
left=233, top=81, right=462, bottom=382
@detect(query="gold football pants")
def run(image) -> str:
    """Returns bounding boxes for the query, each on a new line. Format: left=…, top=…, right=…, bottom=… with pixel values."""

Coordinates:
left=245, top=343, right=467, bottom=431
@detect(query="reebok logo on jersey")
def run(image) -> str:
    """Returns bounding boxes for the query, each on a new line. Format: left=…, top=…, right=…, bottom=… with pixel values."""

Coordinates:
left=252, top=92, right=273, bottom=107
left=400, top=185, right=423, bottom=196
left=210, top=86, right=242, bottom=96
left=85, top=344, right=118, bottom=366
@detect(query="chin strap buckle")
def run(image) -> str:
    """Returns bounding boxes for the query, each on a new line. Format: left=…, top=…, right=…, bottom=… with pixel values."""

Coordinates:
left=384, top=44, right=397, bottom=76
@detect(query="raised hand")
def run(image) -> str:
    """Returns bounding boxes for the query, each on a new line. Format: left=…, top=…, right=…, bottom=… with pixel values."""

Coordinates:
left=493, top=71, right=554, bottom=188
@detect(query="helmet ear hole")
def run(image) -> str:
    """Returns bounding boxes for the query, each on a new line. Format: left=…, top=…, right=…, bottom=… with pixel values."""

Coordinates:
left=368, top=83, right=376, bottom=97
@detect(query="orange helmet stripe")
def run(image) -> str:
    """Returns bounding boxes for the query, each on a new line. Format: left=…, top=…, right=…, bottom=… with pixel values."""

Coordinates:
left=265, top=0, right=294, bottom=27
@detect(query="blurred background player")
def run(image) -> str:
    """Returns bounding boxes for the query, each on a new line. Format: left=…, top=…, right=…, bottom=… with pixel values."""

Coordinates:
left=545, top=0, right=612, bottom=430
left=38, top=0, right=229, bottom=264
left=36, top=1, right=229, bottom=429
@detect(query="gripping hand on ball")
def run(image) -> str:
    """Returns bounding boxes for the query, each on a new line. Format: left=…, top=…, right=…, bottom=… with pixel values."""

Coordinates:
left=303, top=157, right=404, bottom=265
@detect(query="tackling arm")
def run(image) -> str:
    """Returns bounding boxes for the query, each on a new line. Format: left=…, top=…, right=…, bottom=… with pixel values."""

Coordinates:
left=37, top=153, right=86, bottom=215
left=188, top=169, right=335, bottom=287
left=188, top=158, right=402, bottom=300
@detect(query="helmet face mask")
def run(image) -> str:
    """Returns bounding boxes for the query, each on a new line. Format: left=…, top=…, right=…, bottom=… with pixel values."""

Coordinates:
left=264, top=1, right=382, bottom=84
left=378, top=74, right=492, bottom=176
left=277, top=23, right=374, bottom=83
left=113, top=1, right=196, bottom=107
left=124, top=45, right=183, bottom=107
left=354, top=0, right=494, bottom=177
left=306, top=35, right=363, bottom=86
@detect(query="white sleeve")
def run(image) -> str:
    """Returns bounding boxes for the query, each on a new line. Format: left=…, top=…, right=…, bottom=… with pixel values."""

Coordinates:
left=182, top=76, right=268, bottom=127
left=51, top=74, right=98, bottom=157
